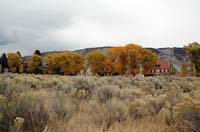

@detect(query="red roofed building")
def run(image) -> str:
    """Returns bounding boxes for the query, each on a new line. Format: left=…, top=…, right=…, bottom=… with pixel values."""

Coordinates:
left=146, top=60, right=170, bottom=76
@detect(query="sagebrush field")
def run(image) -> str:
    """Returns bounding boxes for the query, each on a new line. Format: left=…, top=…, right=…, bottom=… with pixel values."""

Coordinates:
left=0, top=74, right=200, bottom=132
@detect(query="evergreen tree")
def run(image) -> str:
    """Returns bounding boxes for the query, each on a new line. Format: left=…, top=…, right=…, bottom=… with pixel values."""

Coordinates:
left=17, top=51, right=22, bottom=58
left=181, top=61, right=187, bottom=76
left=169, top=64, right=177, bottom=75
left=34, top=50, right=41, bottom=56
left=0, top=53, right=8, bottom=73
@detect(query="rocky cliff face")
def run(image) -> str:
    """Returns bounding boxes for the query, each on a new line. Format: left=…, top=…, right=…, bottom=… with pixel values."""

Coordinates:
left=74, top=47, right=187, bottom=72
left=154, top=48, right=186, bottom=72
left=23, top=47, right=186, bottom=72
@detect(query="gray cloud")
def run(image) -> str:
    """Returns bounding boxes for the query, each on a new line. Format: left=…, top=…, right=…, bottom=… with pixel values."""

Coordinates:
left=0, top=0, right=200, bottom=55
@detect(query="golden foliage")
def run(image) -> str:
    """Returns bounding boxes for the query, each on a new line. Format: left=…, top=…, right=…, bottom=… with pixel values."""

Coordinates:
left=28, top=54, right=43, bottom=74
left=141, top=49, right=157, bottom=74
left=86, top=51, right=106, bottom=75
left=7, top=52, right=23, bottom=73
left=44, top=52, right=84, bottom=75
left=108, top=47, right=127, bottom=74
left=107, top=44, right=157, bottom=75
left=125, top=44, right=143, bottom=72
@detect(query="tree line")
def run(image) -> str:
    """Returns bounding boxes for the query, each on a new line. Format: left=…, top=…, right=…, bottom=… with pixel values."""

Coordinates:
left=0, top=42, right=200, bottom=76
left=0, top=44, right=157, bottom=76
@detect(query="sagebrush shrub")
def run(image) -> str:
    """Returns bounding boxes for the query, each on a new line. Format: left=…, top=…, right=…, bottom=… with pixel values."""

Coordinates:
left=49, top=94, right=79, bottom=122
left=72, top=77, right=96, bottom=97
left=104, top=98, right=128, bottom=131
left=172, top=96, right=200, bottom=132
left=177, top=80, right=194, bottom=93
left=105, top=98, right=128, bottom=122
left=16, top=92, right=49, bottom=132
left=118, top=88, right=144, bottom=102
left=128, top=99, right=146, bottom=119
left=97, top=85, right=119, bottom=103
left=144, top=95, right=166, bottom=115
left=0, top=78, right=8, bottom=94
left=166, top=86, right=181, bottom=108
left=0, top=79, right=19, bottom=132
left=9, top=117, right=24, bottom=132
left=0, top=74, right=200, bottom=132
left=158, top=108, right=172, bottom=126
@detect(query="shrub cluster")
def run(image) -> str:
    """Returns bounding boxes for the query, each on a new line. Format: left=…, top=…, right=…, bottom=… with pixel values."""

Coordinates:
left=0, top=74, right=200, bottom=131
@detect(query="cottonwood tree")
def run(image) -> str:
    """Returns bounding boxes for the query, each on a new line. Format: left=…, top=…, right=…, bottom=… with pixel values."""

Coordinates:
left=125, top=44, right=143, bottom=74
left=108, top=47, right=127, bottom=74
left=7, top=52, right=23, bottom=73
left=108, top=44, right=157, bottom=75
left=44, top=53, right=61, bottom=74
left=141, top=49, right=157, bottom=74
left=44, top=52, right=84, bottom=75
left=28, top=54, right=43, bottom=74
left=184, top=42, right=200, bottom=76
left=59, top=52, right=85, bottom=75
left=86, top=51, right=106, bottom=75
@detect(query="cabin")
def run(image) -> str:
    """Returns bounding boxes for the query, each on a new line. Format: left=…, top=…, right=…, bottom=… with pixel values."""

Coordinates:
left=147, top=60, right=170, bottom=76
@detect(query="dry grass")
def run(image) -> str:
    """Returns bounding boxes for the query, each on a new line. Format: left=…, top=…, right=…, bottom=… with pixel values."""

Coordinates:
left=0, top=73, right=200, bottom=132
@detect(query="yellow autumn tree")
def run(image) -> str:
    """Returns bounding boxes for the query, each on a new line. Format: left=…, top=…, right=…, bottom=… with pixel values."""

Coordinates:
left=59, top=52, right=85, bottom=75
left=72, top=53, right=85, bottom=75
left=44, top=52, right=84, bottom=75
left=108, top=44, right=157, bottom=75
left=7, top=52, right=23, bottom=73
left=141, top=49, right=157, bottom=74
left=125, top=44, right=143, bottom=74
left=108, top=47, right=127, bottom=74
left=28, top=54, right=43, bottom=74
left=44, top=53, right=60, bottom=74
left=101, top=59, right=116, bottom=75
left=86, top=51, right=106, bottom=75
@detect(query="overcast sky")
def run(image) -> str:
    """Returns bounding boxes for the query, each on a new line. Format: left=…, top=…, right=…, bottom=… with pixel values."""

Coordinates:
left=0, top=0, right=199, bottom=55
